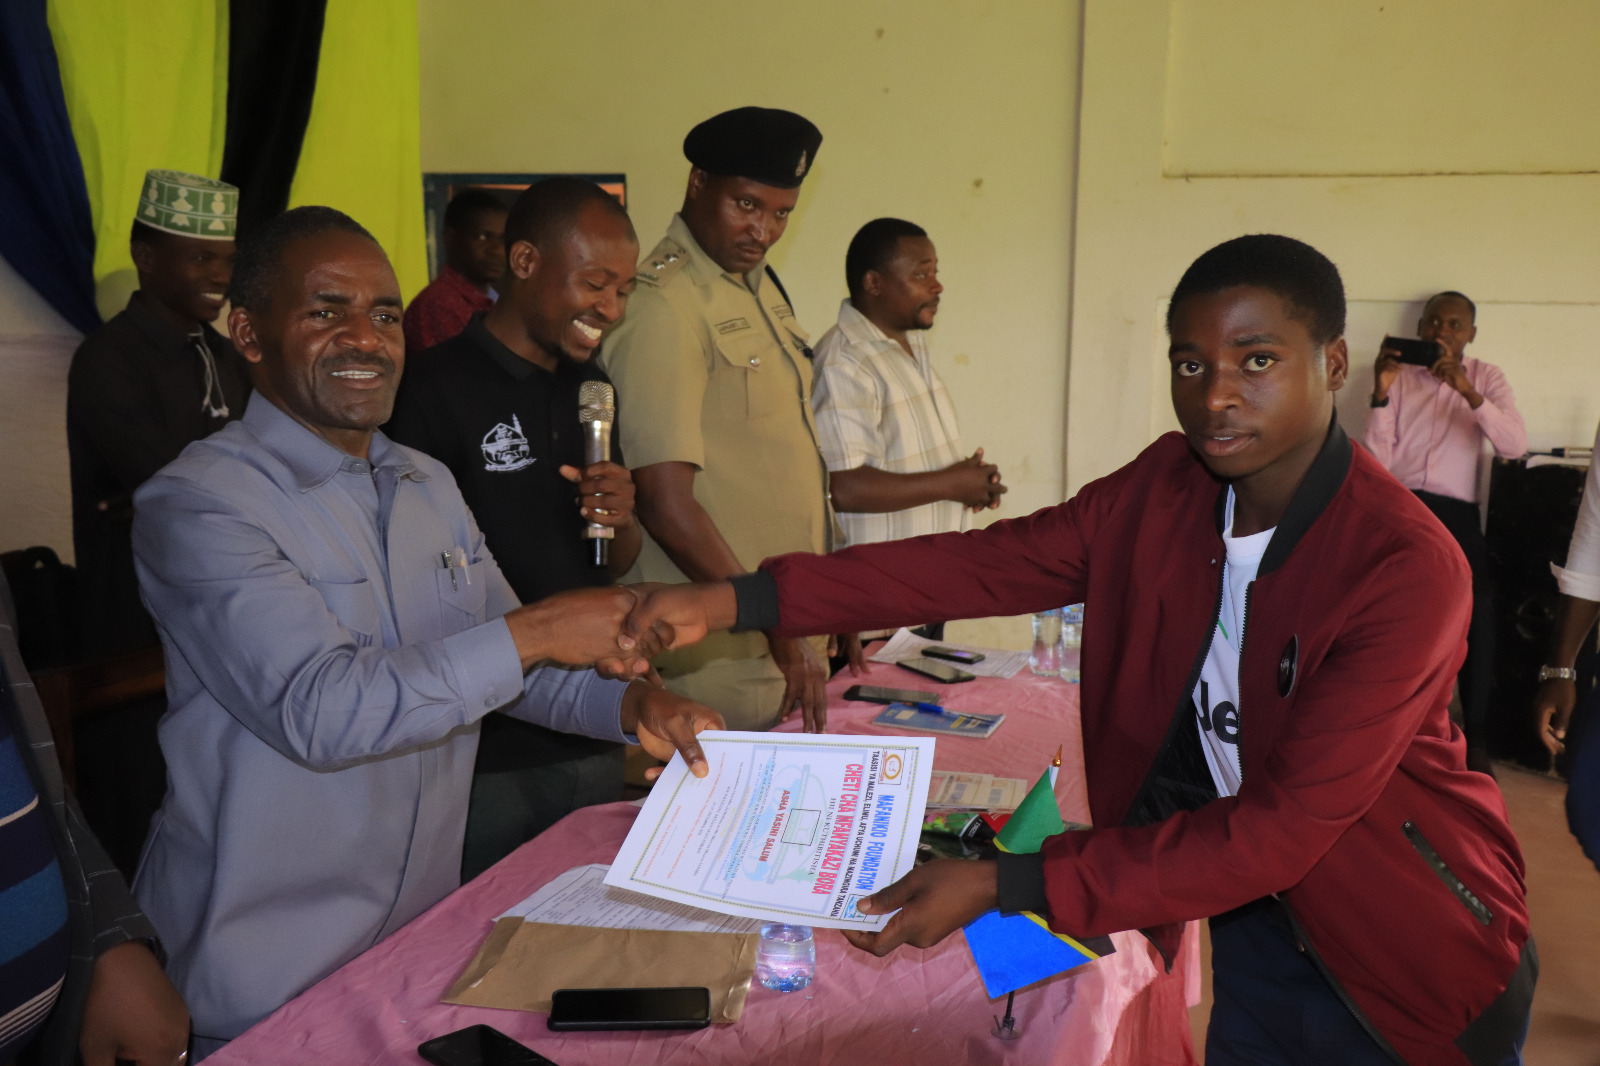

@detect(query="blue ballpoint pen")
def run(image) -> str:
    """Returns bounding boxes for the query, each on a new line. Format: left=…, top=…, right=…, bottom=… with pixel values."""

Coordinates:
left=908, top=701, right=998, bottom=723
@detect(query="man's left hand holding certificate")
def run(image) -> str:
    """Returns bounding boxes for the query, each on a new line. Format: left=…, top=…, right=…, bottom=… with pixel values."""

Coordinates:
left=606, top=732, right=936, bottom=929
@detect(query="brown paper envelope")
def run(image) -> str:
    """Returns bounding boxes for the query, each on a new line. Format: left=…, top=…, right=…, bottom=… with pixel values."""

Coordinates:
left=443, top=920, right=759, bottom=1024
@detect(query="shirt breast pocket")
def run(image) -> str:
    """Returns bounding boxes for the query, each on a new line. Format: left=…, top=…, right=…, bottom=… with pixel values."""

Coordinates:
left=714, top=330, right=787, bottom=421
left=308, top=576, right=382, bottom=647
left=436, top=559, right=488, bottom=628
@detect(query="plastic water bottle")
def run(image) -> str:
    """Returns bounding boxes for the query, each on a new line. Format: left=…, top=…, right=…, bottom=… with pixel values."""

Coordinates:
left=1030, top=608, right=1063, bottom=676
left=1059, top=603, right=1084, bottom=683
left=756, top=923, right=815, bottom=991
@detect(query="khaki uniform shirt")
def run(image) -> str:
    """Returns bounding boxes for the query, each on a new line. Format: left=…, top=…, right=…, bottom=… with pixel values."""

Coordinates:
left=601, top=214, right=832, bottom=665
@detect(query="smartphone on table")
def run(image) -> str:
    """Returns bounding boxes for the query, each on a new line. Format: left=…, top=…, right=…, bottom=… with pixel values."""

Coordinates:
left=843, top=684, right=943, bottom=705
left=418, top=1024, right=558, bottom=1066
left=547, top=986, right=711, bottom=1032
left=921, top=646, right=986, bottom=665
left=896, top=656, right=976, bottom=684
left=1382, top=336, right=1441, bottom=367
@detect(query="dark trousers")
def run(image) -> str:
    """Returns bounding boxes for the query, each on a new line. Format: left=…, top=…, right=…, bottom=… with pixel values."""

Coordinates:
left=460, top=718, right=624, bottom=882
left=1207, top=901, right=1397, bottom=1065
left=1208, top=900, right=1530, bottom=1066
left=74, top=692, right=167, bottom=876
left=1414, top=491, right=1495, bottom=750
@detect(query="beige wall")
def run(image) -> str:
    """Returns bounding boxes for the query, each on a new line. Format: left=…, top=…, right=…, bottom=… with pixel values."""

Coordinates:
left=0, top=259, right=79, bottom=561
left=417, top=0, right=1081, bottom=518
left=1165, top=0, right=1600, bottom=178
left=418, top=0, right=1084, bottom=648
left=8, top=1, right=1597, bottom=637
left=1070, top=0, right=1600, bottom=495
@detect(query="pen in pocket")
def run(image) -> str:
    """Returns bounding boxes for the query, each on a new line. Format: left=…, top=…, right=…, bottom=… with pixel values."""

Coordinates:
left=440, top=547, right=471, bottom=591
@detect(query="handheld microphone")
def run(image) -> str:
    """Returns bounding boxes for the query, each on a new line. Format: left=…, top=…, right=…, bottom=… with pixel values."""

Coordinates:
left=578, top=381, right=616, bottom=568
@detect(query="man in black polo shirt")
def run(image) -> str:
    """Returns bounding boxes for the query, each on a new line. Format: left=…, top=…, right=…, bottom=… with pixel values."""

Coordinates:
left=386, top=178, right=642, bottom=879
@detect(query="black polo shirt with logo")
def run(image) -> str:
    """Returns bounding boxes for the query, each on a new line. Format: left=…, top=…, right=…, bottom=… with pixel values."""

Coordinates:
left=385, top=313, right=623, bottom=772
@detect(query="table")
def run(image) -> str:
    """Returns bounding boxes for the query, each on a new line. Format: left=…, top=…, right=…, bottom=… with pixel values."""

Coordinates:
left=207, top=658, right=1200, bottom=1066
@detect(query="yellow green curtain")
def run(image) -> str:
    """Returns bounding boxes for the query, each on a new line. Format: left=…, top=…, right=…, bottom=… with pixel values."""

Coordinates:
left=47, top=0, right=229, bottom=318
left=288, top=0, right=427, bottom=301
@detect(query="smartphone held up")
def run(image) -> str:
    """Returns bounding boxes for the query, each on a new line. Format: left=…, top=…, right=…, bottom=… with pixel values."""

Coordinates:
left=1381, top=335, right=1442, bottom=367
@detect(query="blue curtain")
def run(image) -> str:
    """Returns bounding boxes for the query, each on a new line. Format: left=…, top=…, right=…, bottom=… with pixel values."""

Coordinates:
left=0, top=0, right=100, bottom=334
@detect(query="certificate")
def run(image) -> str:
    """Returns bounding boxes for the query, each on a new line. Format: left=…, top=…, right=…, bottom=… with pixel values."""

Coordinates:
left=605, top=731, right=935, bottom=930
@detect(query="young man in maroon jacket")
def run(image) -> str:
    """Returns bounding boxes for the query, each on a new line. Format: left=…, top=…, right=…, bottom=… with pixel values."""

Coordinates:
left=625, top=235, right=1535, bottom=1065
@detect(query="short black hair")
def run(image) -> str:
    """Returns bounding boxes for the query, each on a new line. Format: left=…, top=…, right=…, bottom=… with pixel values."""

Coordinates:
left=228, top=205, right=377, bottom=312
left=503, top=177, right=632, bottom=254
left=1167, top=234, right=1346, bottom=346
left=443, top=187, right=508, bottom=231
left=845, top=218, right=928, bottom=302
left=1425, top=290, right=1476, bottom=321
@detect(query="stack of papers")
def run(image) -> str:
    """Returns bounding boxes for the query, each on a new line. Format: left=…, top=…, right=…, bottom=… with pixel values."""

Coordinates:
left=925, top=770, right=1028, bottom=810
left=497, top=863, right=758, bottom=932
left=868, top=628, right=1031, bottom=678
left=445, top=864, right=762, bottom=1022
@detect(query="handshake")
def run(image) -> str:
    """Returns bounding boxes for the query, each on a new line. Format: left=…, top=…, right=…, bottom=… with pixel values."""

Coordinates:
left=503, top=581, right=739, bottom=677
left=501, top=581, right=745, bottom=779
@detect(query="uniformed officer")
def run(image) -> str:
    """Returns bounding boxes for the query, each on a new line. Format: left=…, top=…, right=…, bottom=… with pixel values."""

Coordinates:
left=600, top=106, right=834, bottom=732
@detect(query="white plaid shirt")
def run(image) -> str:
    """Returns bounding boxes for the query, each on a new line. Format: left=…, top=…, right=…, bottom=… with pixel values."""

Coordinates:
left=811, top=300, right=969, bottom=547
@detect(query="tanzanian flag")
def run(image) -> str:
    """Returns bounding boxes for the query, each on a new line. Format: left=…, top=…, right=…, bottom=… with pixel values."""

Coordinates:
left=961, top=764, right=1113, bottom=997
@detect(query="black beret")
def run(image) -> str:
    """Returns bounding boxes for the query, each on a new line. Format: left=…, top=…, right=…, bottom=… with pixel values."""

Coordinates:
left=683, top=107, right=822, bottom=190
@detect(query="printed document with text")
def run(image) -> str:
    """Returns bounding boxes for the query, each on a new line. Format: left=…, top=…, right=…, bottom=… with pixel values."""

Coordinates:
left=605, top=731, right=935, bottom=930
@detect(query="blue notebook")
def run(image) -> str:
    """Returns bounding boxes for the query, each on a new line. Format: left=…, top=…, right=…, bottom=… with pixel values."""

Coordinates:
left=872, top=702, right=1004, bottom=738
left=963, top=909, right=1109, bottom=997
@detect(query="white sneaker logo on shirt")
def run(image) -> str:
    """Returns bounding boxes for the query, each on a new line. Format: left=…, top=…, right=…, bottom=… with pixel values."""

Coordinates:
left=482, top=415, right=534, bottom=472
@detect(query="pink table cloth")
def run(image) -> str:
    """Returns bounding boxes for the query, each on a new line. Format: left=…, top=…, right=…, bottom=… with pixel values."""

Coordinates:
left=208, top=658, right=1200, bottom=1066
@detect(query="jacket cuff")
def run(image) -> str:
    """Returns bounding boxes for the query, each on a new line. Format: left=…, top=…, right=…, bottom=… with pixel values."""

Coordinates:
left=995, top=851, right=1050, bottom=915
left=731, top=571, right=780, bottom=632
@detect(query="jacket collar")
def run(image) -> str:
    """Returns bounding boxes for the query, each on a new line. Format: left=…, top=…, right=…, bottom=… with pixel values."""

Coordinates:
left=123, top=289, right=217, bottom=353
left=1212, top=412, right=1352, bottom=578
left=241, top=392, right=426, bottom=492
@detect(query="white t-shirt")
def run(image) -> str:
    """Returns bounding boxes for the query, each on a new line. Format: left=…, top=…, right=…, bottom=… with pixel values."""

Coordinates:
left=1192, top=488, right=1275, bottom=798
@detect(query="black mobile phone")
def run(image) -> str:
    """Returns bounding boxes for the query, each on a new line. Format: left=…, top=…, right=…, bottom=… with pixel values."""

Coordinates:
left=896, top=656, right=977, bottom=684
left=843, top=684, right=943, bottom=705
left=1382, top=335, right=1441, bottom=367
left=547, top=987, right=711, bottom=1032
left=418, top=1024, right=558, bottom=1066
left=922, top=645, right=986, bottom=665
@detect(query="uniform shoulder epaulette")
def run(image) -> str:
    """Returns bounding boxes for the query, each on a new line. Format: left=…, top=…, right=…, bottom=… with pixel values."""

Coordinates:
left=635, top=237, right=689, bottom=287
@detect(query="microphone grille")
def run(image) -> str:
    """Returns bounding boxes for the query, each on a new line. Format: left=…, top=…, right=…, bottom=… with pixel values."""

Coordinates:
left=578, top=381, right=615, bottom=423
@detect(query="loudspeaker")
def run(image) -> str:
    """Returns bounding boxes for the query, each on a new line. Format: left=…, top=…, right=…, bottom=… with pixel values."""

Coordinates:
left=1485, top=457, right=1595, bottom=772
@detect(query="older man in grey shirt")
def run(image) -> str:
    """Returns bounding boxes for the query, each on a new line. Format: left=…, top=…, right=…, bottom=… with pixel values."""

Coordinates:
left=129, top=206, right=719, bottom=1055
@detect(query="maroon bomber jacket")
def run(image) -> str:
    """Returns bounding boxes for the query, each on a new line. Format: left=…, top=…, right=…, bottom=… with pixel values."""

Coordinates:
left=745, top=422, right=1531, bottom=1066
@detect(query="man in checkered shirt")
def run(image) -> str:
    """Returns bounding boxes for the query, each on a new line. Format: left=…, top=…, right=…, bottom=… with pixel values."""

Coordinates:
left=812, top=218, right=1006, bottom=548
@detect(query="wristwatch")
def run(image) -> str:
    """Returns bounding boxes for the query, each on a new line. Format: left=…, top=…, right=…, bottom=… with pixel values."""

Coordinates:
left=1537, top=665, right=1578, bottom=682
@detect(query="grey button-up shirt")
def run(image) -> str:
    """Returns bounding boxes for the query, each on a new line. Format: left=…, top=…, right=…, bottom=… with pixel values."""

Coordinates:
left=130, top=394, right=631, bottom=1042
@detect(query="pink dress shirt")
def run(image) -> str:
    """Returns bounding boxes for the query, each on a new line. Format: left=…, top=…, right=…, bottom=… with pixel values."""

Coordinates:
left=1363, top=357, right=1526, bottom=503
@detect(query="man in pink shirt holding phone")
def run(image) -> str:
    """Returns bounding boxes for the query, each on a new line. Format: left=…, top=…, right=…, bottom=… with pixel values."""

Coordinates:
left=1364, top=291, right=1526, bottom=774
